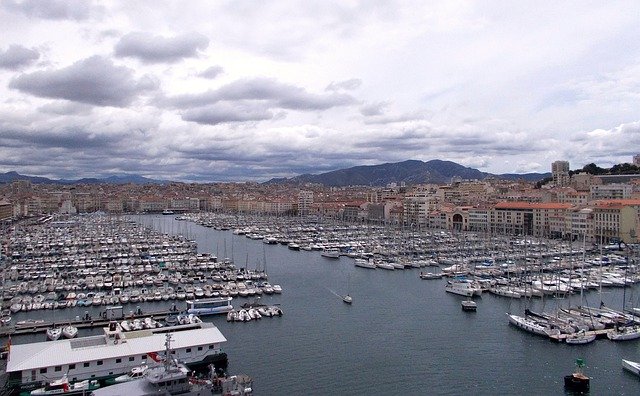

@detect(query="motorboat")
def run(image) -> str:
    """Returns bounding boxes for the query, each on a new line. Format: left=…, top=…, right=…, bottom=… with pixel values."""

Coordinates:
left=461, top=299, right=477, bottom=311
left=445, top=279, right=482, bottom=297
left=46, top=327, right=62, bottom=341
left=62, top=324, right=78, bottom=339
left=342, top=294, right=353, bottom=304
left=419, top=272, right=442, bottom=280
left=112, top=364, right=149, bottom=383
left=321, top=248, right=340, bottom=259
left=354, top=258, right=376, bottom=269
left=31, top=374, right=100, bottom=395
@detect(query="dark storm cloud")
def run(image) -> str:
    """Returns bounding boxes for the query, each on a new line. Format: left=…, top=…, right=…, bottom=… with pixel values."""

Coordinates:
left=9, top=56, right=159, bottom=106
left=166, top=77, right=357, bottom=111
left=114, top=32, right=209, bottom=63
left=198, top=65, right=224, bottom=79
left=325, top=78, right=361, bottom=91
left=181, top=102, right=274, bottom=125
left=0, top=45, right=39, bottom=69
left=2, top=0, right=102, bottom=20
left=0, top=127, right=120, bottom=150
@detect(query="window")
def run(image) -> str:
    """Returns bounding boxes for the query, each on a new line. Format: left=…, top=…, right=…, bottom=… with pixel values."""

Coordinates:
left=186, top=348, right=191, bottom=353
left=209, top=345, right=215, bottom=349
left=97, top=360, right=103, bottom=366
left=197, top=347, right=203, bottom=351
left=141, top=355, right=146, bottom=360
left=84, top=362, right=90, bottom=368
left=55, top=366, right=62, bottom=372
left=116, top=358, right=121, bottom=363
left=129, top=357, right=135, bottom=362
left=69, top=364, right=75, bottom=370
left=40, top=368, right=47, bottom=374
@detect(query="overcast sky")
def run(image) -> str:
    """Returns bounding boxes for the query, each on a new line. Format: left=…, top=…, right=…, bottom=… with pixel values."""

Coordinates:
left=1, top=1, right=639, bottom=182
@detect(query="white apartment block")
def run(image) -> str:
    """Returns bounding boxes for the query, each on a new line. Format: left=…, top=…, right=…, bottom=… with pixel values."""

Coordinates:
left=590, top=184, right=632, bottom=200
left=298, top=190, right=313, bottom=215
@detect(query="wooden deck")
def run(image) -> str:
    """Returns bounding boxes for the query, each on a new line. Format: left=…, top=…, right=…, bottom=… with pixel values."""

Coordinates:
left=548, top=329, right=610, bottom=342
left=0, top=307, right=183, bottom=337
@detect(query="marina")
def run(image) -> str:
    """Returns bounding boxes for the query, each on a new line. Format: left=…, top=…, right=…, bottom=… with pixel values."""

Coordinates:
left=1, top=213, right=640, bottom=394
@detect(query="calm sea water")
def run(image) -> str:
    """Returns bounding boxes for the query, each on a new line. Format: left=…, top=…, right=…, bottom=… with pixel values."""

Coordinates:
left=5, top=215, right=640, bottom=395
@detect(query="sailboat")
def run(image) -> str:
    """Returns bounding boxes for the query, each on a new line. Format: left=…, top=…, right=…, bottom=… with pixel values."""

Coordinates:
left=565, top=233, right=596, bottom=345
left=607, top=247, right=640, bottom=341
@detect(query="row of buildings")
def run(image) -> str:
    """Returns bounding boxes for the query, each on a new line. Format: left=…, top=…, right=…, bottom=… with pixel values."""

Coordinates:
left=1, top=162, right=640, bottom=244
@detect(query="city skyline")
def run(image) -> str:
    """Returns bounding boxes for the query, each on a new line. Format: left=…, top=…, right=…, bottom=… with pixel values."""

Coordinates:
left=1, top=1, right=640, bottom=182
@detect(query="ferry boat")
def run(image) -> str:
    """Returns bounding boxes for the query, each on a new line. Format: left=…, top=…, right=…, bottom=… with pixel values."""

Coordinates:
left=6, top=321, right=228, bottom=392
left=186, top=296, right=234, bottom=316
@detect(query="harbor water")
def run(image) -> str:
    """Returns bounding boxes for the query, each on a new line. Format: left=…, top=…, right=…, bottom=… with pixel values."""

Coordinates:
left=4, top=215, right=640, bottom=395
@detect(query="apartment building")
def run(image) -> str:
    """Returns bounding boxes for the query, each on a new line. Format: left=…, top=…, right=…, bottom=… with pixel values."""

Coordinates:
left=590, top=184, right=632, bottom=200
left=491, top=202, right=572, bottom=237
left=552, top=160, right=570, bottom=187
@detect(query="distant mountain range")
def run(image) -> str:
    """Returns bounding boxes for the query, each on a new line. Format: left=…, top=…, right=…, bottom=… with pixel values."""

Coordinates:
left=0, top=160, right=551, bottom=186
left=266, top=160, right=551, bottom=186
left=0, top=171, right=167, bottom=185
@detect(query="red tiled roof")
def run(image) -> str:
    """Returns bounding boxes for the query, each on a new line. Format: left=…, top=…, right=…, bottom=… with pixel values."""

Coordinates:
left=494, top=202, right=572, bottom=210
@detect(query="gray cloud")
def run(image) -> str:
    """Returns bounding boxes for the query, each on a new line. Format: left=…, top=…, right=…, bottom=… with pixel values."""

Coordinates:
left=167, top=77, right=357, bottom=111
left=38, top=101, right=93, bottom=116
left=2, top=0, right=102, bottom=20
left=181, top=102, right=274, bottom=125
left=325, top=78, right=361, bottom=91
left=0, top=45, right=39, bottom=69
left=362, top=111, right=425, bottom=125
left=115, top=32, right=209, bottom=63
left=198, top=65, right=224, bottom=79
left=9, top=56, right=159, bottom=106
left=359, top=101, right=388, bottom=116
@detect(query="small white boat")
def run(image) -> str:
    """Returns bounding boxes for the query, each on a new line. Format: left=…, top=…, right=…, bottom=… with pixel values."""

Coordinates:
left=342, top=294, right=353, bottom=304
left=31, top=374, right=100, bottom=395
left=419, top=272, right=442, bottom=280
left=46, top=327, right=62, bottom=341
left=622, top=359, right=640, bottom=377
left=607, top=325, right=640, bottom=341
left=62, top=324, right=78, bottom=339
left=321, top=248, right=341, bottom=259
left=565, top=329, right=596, bottom=345
left=113, top=364, right=149, bottom=383
left=120, top=320, right=132, bottom=331
left=248, top=308, right=262, bottom=320
left=354, top=258, right=376, bottom=269
left=461, top=299, right=477, bottom=311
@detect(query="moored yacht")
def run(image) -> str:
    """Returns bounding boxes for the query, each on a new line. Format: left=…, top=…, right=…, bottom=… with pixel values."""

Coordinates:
left=445, top=279, right=482, bottom=297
